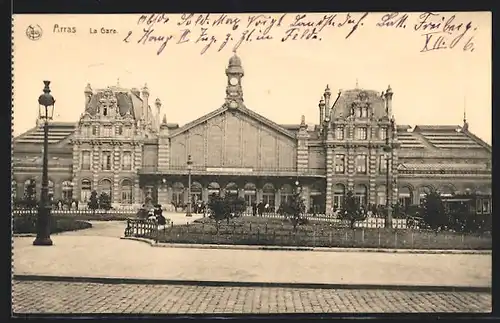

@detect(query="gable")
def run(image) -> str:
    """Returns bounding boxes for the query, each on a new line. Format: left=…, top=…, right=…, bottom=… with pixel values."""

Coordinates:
left=169, top=105, right=296, bottom=140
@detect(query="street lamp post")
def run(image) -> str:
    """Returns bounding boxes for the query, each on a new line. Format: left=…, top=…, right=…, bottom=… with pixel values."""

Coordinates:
left=33, top=81, right=55, bottom=246
left=186, top=155, right=193, bottom=217
left=383, top=117, right=395, bottom=229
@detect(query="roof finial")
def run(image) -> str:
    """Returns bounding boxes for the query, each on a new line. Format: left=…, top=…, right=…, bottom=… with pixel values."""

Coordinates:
left=117, top=78, right=120, bottom=87
left=463, top=96, right=467, bottom=123
left=355, top=78, right=359, bottom=89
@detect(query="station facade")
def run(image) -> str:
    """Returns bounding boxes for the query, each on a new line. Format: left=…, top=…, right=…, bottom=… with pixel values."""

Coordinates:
left=12, top=53, right=492, bottom=214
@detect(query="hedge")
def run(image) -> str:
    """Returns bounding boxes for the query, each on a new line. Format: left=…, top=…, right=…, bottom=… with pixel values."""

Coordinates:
left=151, top=217, right=491, bottom=250
left=13, top=215, right=92, bottom=234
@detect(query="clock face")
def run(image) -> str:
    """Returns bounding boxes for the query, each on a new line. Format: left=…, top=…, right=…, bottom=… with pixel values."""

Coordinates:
left=229, top=77, right=239, bottom=86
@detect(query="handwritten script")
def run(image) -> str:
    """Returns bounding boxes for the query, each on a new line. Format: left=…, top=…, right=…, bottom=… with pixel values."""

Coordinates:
left=121, top=12, right=479, bottom=56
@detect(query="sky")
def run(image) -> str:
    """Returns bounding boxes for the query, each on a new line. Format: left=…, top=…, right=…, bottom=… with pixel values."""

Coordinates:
left=12, top=12, right=491, bottom=144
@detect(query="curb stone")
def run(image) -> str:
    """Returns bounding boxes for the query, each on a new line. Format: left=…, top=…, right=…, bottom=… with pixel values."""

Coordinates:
left=12, top=274, right=491, bottom=293
left=120, top=237, right=492, bottom=255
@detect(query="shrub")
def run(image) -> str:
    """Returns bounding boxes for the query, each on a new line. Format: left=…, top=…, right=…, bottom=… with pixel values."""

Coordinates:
left=281, top=189, right=306, bottom=231
left=338, top=190, right=367, bottom=228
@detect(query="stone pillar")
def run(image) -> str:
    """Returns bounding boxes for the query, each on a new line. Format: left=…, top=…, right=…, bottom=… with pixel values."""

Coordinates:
left=302, top=185, right=310, bottom=213
left=347, top=148, right=354, bottom=192
left=256, top=188, right=263, bottom=203
left=202, top=187, right=208, bottom=202
left=325, top=148, right=334, bottom=215
left=158, top=123, right=170, bottom=171
left=391, top=147, right=399, bottom=205
left=238, top=188, right=244, bottom=199
left=368, top=147, right=377, bottom=205
left=71, top=144, right=80, bottom=200
left=112, top=145, right=121, bottom=205
left=133, top=177, right=141, bottom=205
left=157, top=184, right=168, bottom=207
left=275, top=189, right=281, bottom=208
left=92, top=146, right=100, bottom=192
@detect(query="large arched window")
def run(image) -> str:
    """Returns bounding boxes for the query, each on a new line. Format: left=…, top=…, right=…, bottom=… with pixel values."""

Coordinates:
left=280, top=184, right=293, bottom=204
left=121, top=179, right=133, bottom=204
left=99, top=179, right=112, bottom=199
left=191, top=181, right=202, bottom=203
left=62, top=181, right=73, bottom=201
left=333, top=184, right=345, bottom=211
left=172, top=182, right=184, bottom=205
left=262, top=183, right=275, bottom=208
left=355, top=184, right=367, bottom=206
left=244, top=183, right=257, bottom=208
left=376, top=185, right=386, bottom=206
left=225, top=182, right=238, bottom=197
left=81, top=179, right=92, bottom=202
left=398, top=186, right=413, bottom=209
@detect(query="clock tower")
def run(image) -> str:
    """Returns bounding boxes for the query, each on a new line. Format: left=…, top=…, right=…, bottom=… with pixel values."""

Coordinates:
left=225, top=50, right=244, bottom=108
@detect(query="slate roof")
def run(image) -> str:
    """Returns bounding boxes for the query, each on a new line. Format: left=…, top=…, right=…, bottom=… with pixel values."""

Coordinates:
left=13, top=122, right=76, bottom=146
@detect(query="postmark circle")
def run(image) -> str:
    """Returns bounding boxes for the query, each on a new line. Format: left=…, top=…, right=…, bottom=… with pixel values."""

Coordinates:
left=26, top=24, right=43, bottom=41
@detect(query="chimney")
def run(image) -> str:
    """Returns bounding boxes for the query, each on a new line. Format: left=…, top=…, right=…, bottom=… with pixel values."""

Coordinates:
left=318, top=98, right=325, bottom=126
left=323, top=84, right=331, bottom=111
left=155, top=98, right=162, bottom=130
left=141, top=84, right=149, bottom=121
left=384, top=85, right=393, bottom=116
left=84, top=83, right=92, bottom=109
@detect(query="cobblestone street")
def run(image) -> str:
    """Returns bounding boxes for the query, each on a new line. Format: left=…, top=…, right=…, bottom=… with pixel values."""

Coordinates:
left=12, top=280, right=491, bottom=314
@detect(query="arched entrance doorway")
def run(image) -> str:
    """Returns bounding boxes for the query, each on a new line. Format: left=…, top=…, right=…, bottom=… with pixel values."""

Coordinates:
left=172, top=182, right=185, bottom=206
left=80, top=179, right=92, bottom=202
left=262, top=183, right=275, bottom=209
left=225, top=182, right=238, bottom=198
left=309, top=182, right=324, bottom=214
left=280, top=184, right=293, bottom=205
left=398, top=186, right=413, bottom=209
left=191, top=181, right=202, bottom=203
left=208, top=182, right=220, bottom=202
left=354, top=184, right=367, bottom=207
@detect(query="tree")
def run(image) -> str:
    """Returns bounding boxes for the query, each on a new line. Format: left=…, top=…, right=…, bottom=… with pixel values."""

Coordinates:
left=87, top=190, right=99, bottom=214
left=421, top=190, right=448, bottom=231
left=207, top=194, right=232, bottom=233
left=338, top=190, right=367, bottom=229
left=282, top=189, right=306, bottom=232
left=99, top=192, right=112, bottom=212
left=24, top=180, right=37, bottom=210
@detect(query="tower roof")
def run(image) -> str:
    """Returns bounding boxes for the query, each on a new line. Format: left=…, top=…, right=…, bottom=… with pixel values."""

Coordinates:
left=228, top=51, right=242, bottom=67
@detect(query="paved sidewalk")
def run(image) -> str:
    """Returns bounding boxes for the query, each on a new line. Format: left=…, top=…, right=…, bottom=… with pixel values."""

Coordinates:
left=12, top=280, right=491, bottom=314
left=13, top=232, right=491, bottom=288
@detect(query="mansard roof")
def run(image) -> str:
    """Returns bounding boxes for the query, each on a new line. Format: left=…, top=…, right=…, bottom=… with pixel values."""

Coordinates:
left=330, top=88, right=386, bottom=119
left=86, top=86, right=149, bottom=119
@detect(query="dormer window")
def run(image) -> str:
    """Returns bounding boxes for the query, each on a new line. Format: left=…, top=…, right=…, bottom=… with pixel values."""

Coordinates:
left=335, top=126, right=344, bottom=140
left=103, top=107, right=108, bottom=116
left=380, top=127, right=387, bottom=140
left=361, top=107, right=368, bottom=118
left=102, top=125, right=113, bottom=137
left=357, top=127, right=367, bottom=140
